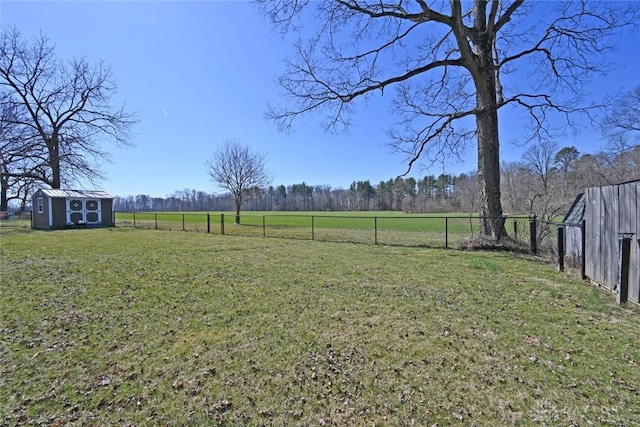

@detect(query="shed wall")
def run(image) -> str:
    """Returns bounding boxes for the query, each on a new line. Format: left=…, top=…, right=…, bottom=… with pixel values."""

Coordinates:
left=101, top=199, right=114, bottom=226
left=52, top=198, right=68, bottom=229
left=32, top=193, right=51, bottom=229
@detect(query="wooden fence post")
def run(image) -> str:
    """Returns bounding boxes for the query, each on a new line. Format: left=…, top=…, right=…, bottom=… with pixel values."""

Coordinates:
left=529, top=215, right=537, bottom=254
left=618, top=233, right=634, bottom=304
left=221, top=213, right=225, bottom=235
left=557, top=225, right=565, bottom=272
left=445, top=217, right=448, bottom=249
left=581, top=220, right=586, bottom=280
left=374, top=217, right=378, bottom=245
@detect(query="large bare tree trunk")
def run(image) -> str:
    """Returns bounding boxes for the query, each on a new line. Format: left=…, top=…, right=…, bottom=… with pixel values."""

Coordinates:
left=470, top=4, right=505, bottom=239
left=476, top=83, right=505, bottom=239
left=48, top=135, right=61, bottom=189
left=0, top=178, right=7, bottom=211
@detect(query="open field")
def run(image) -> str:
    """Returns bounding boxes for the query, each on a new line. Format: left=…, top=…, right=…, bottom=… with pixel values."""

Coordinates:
left=115, top=211, right=531, bottom=248
left=1, top=221, right=639, bottom=425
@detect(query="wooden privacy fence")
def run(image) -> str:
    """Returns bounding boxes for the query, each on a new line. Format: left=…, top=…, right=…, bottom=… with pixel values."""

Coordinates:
left=534, top=181, right=639, bottom=304
left=584, top=181, right=639, bottom=304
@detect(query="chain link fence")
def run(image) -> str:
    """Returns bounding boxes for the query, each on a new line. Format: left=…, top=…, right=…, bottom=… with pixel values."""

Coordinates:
left=116, top=212, right=532, bottom=249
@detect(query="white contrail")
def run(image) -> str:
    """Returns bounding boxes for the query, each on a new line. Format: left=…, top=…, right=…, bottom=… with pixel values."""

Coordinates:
left=160, top=103, right=168, bottom=117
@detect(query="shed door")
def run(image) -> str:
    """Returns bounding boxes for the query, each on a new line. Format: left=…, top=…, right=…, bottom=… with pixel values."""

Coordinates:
left=67, top=199, right=102, bottom=225
left=85, top=200, right=101, bottom=223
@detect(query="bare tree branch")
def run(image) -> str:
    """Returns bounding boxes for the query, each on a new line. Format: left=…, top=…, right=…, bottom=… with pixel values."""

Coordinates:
left=602, top=85, right=640, bottom=149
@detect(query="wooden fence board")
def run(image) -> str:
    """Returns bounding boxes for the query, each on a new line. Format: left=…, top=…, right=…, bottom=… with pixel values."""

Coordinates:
left=636, top=182, right=640, bottom=303
left=619, top=182, right=639, bottom=302
left=585, top=186, right=603, bottom=287
left=608, top=185, right=619, bottom=291
left=585, top=188, right=593, bottom=280
left=637, top=182, right=639, bottom=303
left=585, top=188, right=593, bottom=281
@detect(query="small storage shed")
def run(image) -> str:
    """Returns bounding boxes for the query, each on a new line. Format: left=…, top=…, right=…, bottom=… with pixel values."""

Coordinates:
left=32, top=189, right=115, bottom=230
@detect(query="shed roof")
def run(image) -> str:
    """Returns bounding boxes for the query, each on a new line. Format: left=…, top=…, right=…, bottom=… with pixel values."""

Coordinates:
left=563, top=193, right=585, bottom=225
left=38, top=189, right=113, bottom=199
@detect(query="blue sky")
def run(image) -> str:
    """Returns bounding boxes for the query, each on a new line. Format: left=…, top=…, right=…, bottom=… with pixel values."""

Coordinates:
left=1, top=1, right=638, bottom=198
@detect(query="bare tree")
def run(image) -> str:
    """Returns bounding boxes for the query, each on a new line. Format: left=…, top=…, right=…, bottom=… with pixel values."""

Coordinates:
left=598, top=85, right=640, bottom=183
left=603, top=85, right=640, bottom=148
left=551, top=145, right=580, bottom=202
left=521, top=139, right=570, bottom=223
left=0, top=28, right=136, bottom=190
left=0, top=92, right=38, bottom=211
left=600, top=136, right=640, bottom=184
left=500, top=161, right=530, bottom=214
left=572, top=152, right=610, bottom=189
left=205, top=139, right=271, bottom=224
left=257, top=0, right=638, bottom=239
left=453, top=172, right=479, bottom=213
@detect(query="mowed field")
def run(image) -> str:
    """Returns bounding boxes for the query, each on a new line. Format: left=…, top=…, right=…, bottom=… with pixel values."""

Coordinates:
left=115, top=211, right=516, bottom=231
left=115, top=211, right=532, bottom=248
left=1, top=220, right=638, bottom=426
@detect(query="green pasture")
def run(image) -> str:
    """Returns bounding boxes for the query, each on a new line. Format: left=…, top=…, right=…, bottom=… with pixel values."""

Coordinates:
left=114, top=211, right=531, bottom=247
left=1, top=221, right=638, bottom=425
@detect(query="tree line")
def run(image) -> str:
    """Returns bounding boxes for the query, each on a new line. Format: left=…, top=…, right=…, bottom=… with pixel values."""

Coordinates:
left=113, top=173, right=464, bottom=214
left=113, top=141, right=640, bottom=217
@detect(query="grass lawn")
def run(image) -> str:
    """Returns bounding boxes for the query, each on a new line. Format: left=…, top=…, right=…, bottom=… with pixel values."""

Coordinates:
left=1, top=221, right=638, bottom=425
